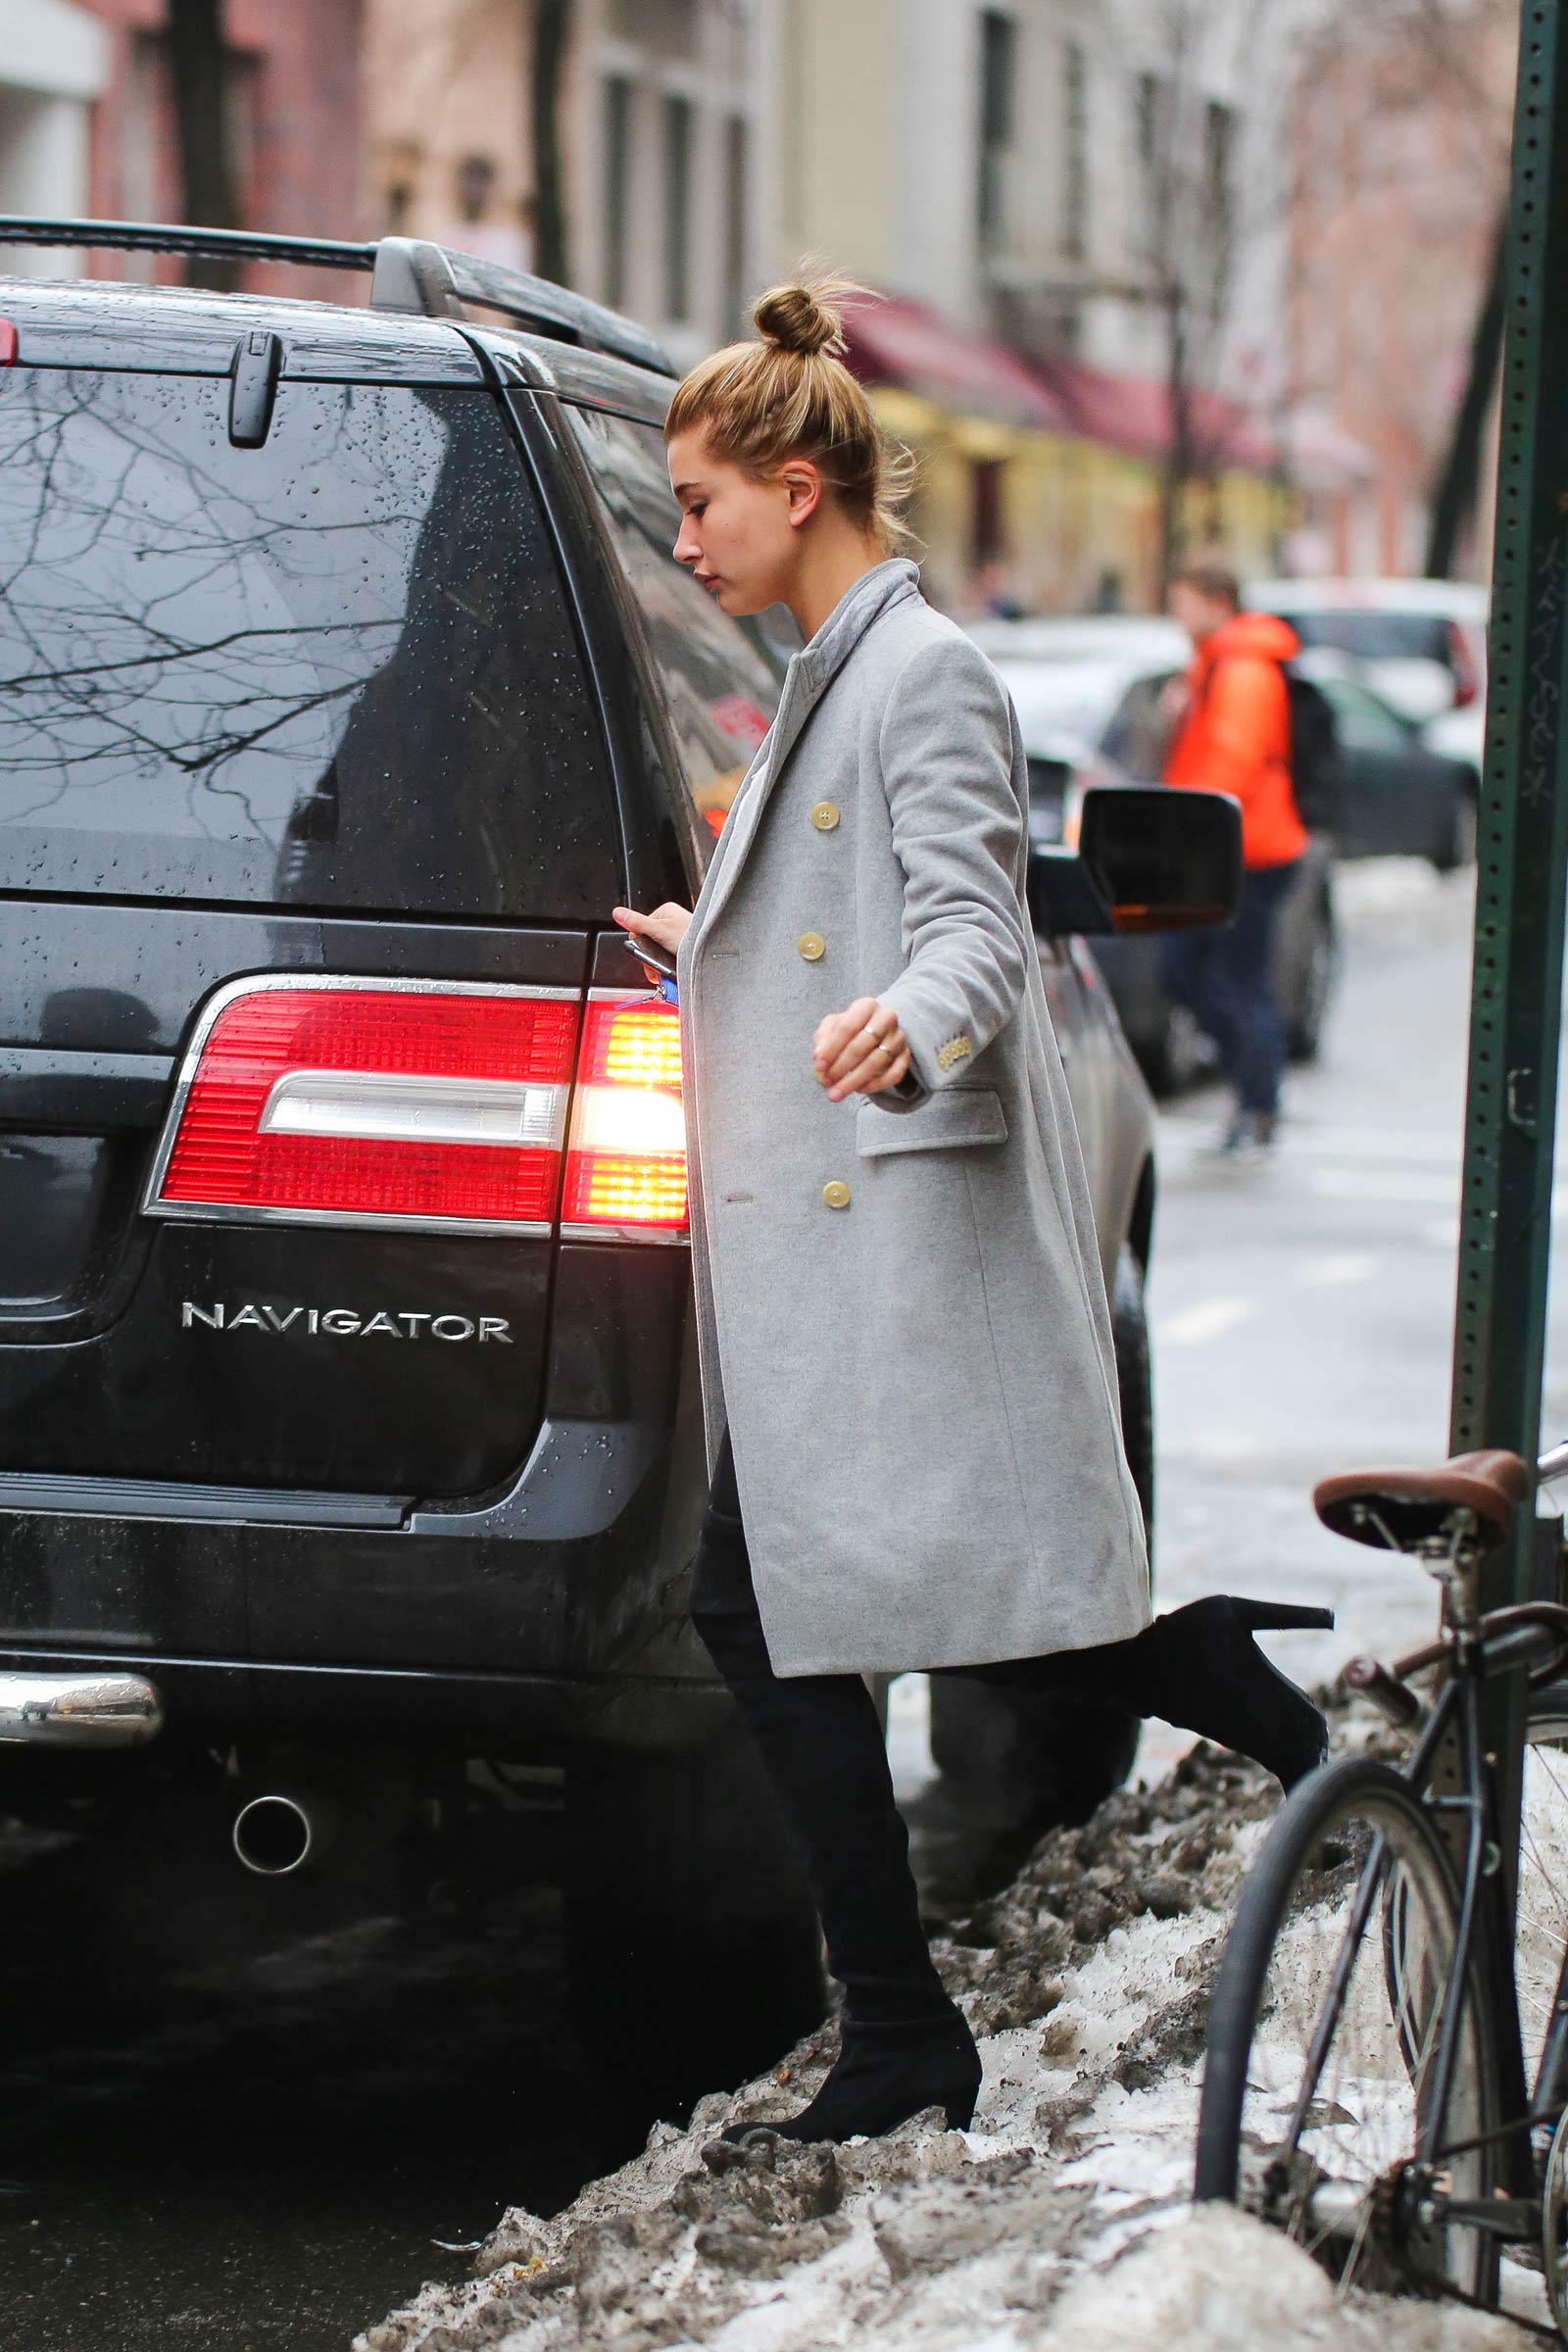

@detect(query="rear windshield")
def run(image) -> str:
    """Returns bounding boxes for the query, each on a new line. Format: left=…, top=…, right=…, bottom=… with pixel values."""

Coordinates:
left=0, top=368, right=616, bottom=913
left=1286, top=611, right=1452, bottom=665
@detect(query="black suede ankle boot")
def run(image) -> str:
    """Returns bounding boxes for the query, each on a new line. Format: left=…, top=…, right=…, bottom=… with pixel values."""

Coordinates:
left=724, top=2004, right=982, bottom=2146
left=1126, top=1595, right=1334, bottom=1789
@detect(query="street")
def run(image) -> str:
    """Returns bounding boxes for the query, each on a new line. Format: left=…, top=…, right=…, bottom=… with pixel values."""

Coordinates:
left=4, top=855, right=1563, bottom=2351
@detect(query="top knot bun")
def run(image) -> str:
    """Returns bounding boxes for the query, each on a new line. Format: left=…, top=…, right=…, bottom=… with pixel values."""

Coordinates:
left=752, top=279, right=848, bottom=359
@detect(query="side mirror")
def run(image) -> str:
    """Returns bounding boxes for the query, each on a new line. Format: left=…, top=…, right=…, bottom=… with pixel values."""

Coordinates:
left=1027, top=787, right=1243, bottom=937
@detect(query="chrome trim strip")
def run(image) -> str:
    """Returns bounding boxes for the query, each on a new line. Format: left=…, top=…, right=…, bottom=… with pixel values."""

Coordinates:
left=560, top=1222, right=689, bottom=1247
left=0, top=1670, right=164, bottom=1748
left=586, top=983, right=674, bottom=1005
left=143, top=973, right=581, bottom=1233
left=151, top=1201, right=555, bottom=1241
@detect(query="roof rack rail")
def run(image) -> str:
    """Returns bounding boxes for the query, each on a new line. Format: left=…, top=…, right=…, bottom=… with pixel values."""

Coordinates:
left=0, top=216, right=676, bottom=376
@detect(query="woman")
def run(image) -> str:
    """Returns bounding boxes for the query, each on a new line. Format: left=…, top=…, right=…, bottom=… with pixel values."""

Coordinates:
left=612, top=277, right=1330, bottom=2149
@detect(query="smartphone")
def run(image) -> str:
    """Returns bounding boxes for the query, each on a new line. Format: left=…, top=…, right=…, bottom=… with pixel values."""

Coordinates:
left=621, top=931, right=678, bottom=980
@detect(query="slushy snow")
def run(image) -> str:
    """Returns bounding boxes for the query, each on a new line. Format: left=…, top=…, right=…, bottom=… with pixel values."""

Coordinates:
left=358, top=1736, right=1545, bottom=2352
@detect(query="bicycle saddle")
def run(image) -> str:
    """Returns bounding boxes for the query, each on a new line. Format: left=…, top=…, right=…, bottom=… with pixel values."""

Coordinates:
left=1313, top=1449, right=1532, bottom=1555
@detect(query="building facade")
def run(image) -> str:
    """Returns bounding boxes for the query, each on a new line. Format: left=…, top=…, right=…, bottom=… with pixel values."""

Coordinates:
left=0, top=0, right=364, bottom=301
left=756, top=0, right=1292, bottom=610
left=1284, top=0, right=1513, bottom=580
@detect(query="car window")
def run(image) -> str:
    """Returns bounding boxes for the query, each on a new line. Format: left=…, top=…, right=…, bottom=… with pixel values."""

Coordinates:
left=0, top=368, right=616, bottom=914
left=1317, top=676, right=1412, bottom=753
left=560, top=402, right=793, bottom=846
left=1286, top=611, right=1450, bottom=666
left=1102, top=674, right=1178, bottom=782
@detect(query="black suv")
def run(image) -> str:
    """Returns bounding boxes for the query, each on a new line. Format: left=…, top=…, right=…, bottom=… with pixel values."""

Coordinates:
left=0, top=222, right=1168, bottom=2064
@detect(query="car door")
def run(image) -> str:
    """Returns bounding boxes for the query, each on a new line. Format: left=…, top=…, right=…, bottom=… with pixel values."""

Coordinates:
left=1317, top=676, right=1439, bottom=858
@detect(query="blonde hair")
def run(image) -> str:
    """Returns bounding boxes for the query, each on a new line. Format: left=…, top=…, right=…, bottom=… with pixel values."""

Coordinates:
left=665, top=271, right=915, bottom=553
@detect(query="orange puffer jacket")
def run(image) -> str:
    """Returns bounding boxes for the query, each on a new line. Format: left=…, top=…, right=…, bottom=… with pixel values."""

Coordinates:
left=1164, top=612, right=1309, bottom=871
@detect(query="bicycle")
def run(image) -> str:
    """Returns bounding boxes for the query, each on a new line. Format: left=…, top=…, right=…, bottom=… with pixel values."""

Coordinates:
left=1194, top=1438, right=1568, bottom=2325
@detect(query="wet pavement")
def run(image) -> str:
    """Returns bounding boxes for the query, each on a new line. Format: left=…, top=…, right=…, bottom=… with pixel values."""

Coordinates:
left=0, top=1763, right=647, bottom=2351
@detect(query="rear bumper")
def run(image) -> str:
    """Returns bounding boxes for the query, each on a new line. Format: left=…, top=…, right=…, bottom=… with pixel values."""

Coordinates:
left=0, top=1647, right=730, bottom=1754
left=0, top=1667, right=164, bottom=1747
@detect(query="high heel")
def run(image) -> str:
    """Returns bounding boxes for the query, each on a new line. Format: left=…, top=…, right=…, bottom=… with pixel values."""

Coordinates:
left=1138, top=1594, right=1335, bottom=1792
left=721, top=2005, right=982, bottom=2146
left=1228, top=1600, right=1336, bottom=1635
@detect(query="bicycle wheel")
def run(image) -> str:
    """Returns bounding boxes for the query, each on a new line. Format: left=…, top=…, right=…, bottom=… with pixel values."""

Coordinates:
left=1196, top=1757, right=1499, bottom=2302
left=1517, top=1689, right=1568, bottom=2095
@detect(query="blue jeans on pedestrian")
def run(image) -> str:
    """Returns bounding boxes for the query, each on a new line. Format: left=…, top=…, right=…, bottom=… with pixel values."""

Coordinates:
left=1160, top=858, right=1299, bottom=1120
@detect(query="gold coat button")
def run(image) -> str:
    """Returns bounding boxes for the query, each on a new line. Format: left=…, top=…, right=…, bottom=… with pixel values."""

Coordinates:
left=810, top=801, right=841, bottom=831
left=822, top=1180, right=851, bottom=1210
left=798, top=932, right=826, bottom=961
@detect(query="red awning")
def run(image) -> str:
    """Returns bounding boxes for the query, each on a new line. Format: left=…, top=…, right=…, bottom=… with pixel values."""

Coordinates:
left=842, top=293, right=1278, bottom=474
left=842, top=292, right=1071, bottom=434
left=1032, top=357, right=1274, bottom=472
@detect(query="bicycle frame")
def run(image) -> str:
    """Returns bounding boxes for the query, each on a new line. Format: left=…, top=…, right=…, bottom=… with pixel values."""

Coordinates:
left=1399, top=1665, right=1534, bottom=2203
left=1366, top=1603, right=1568, bottom=2216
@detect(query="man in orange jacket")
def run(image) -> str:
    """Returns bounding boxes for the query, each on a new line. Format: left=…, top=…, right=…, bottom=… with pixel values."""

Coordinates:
left=1162, top=563, right=1308, bottom=1156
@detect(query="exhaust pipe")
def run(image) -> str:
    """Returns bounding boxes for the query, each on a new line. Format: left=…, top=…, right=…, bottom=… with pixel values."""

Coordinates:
left=232, top=1786, right=345, bottom=1876
left=230, top=1747, right=422, bottom=1876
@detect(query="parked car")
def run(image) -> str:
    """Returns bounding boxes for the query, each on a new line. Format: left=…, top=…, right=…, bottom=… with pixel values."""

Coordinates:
left=0, top=224, right=1206, bottom=2081
left=976, top=618, right=1337, bottom=1093
left=1301, top=658, right=1478, bottom=869
left=1245, top=576, right=1488, bottom=727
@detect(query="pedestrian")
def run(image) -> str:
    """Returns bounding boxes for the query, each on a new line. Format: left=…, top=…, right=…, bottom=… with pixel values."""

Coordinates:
left=611, top=280, right=1331, bottom=2149
left=1161, top=562, right=1308, bottom=1158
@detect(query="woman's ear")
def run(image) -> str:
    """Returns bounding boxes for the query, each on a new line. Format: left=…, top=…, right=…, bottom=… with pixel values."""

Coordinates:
left=780, top=460, right=824, bottom=531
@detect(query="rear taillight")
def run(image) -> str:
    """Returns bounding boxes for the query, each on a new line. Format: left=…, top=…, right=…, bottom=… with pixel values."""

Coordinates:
left=1447, top=620, right=1479, bottom=709
left=562, top=992, right=687, bottom=1240
left=145, top=978, right=580, bottom=1234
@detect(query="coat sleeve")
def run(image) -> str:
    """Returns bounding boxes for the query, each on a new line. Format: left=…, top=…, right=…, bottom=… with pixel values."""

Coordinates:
left=869, top=635, right=1031, bottom=1108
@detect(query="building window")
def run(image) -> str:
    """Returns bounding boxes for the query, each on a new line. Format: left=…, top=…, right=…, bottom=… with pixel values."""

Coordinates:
left=1204, top=98, right=1236, bottom=271
left=977, top=10, right=1015, bottom=255
left=1134, top=70, right=1168, bottom=266
left=1062, top=38, right=1089, bottom=264
left=663, top=91, right=694, bottom=322
left=723, top=115, right=749, bottom=339
left=970, top=460, right=1005, bottom=569
left=602, top=74, right=634, bottom=309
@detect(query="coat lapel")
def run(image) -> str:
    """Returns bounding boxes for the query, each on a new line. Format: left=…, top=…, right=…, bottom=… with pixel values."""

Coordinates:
left=692, top=560, right=921, bottom=940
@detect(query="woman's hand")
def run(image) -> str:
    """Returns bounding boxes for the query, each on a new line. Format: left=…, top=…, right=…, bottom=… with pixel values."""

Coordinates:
left=813, top=997, right=912, bottom=1102
left=611, top=903, right=692, bottom=981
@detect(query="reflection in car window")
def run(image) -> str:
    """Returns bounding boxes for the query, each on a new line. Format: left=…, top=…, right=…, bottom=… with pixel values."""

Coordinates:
left=1102, top=675, right=1179, bottom=782
left=1318, top=677, right=1411, bottom=753
left=0, top=369, right=615, bottom=913
left=561, top=402, right=793, bottom=849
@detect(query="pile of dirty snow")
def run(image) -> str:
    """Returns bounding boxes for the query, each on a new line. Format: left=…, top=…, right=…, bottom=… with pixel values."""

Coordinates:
left=358, top=1742, right=1539, bottom=2352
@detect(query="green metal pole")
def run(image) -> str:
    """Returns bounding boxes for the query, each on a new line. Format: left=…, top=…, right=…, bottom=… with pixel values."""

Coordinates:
left=1449, top=0, right=1568, bottom=1888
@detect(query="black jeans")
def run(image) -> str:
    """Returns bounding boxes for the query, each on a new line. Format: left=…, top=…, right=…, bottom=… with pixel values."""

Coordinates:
left=687, top=1428, right=1171, bottom=2021
left=1159, top=858, right=1299, bottom=1118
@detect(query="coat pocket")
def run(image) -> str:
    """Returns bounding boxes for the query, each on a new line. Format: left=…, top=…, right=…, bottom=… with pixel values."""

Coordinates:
left=856, top=1086, right=1008, bottom=1156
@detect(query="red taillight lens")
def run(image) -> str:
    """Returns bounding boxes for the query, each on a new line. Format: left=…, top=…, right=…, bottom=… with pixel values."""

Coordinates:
left=1448, top=620, right=1479, bottom=709
left=148, top=981, right=579, bottom=1231
left=562, top=997, right=686, bottom=1235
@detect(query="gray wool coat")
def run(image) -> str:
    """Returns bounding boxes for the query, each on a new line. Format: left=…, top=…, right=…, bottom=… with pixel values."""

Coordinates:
left=675, top=559, right=1151, bottom=1677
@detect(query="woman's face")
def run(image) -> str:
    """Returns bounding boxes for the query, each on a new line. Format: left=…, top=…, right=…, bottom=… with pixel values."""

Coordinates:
left=667, top=430, right=818, bottom=616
